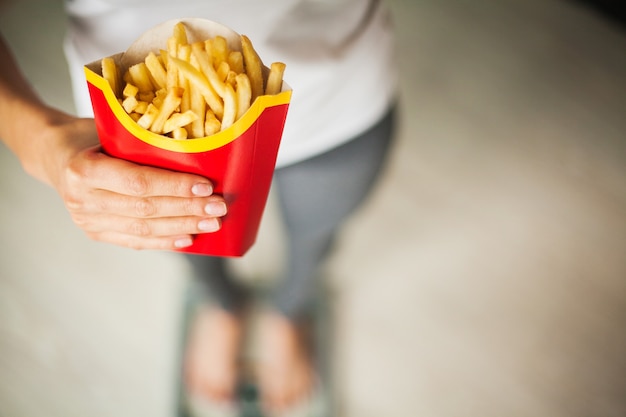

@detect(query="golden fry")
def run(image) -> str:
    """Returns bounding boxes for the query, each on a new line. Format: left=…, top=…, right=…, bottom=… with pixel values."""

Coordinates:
left=128, top=62, right=154, bottom=93
left=209, top=36, right=229, bottom=66
left=137, top=103, right=159, bottom=130
left=122, top=95, right=139, bottom=113
left=122, top=83, right=138, bottom=99
left=265, top=62, right=286, bottom=95
left=216, top=61, right=230, bottom=82
left=205, top=110, right=221, bottom=136
left=192, top=41, right=227, bottom=98
left=138, top=91, right=156, bottom=103
left=151, top=88, right=167, bottom=108
left=190, top=81, right=206, bottom=138
left=177, top=44, right=192, bottom=130
left=105, top=23, right=285, bottom=139
left=228, top=51, right=244, bottom=74
left=170, top=56, right=224, bottom=119
left=171, top=127, right=188, bottom=140
left=225, top=70, right=237, bottom=87
left=172, top=22, right=188, bottom=45
left=240, top=35, right=264, bottom=102
left=101, top=57, right=120, bottom=97
left=163, top=110, right=198, bottom=134
left=144, top=52, right=167, bottom=90
left=134, top=101, right=149, bottom=114
left=150, top=87, right=184, bottom=134
left=235, top=73, right=251, bottom=120
left=221, top=83, right=237, bottom=130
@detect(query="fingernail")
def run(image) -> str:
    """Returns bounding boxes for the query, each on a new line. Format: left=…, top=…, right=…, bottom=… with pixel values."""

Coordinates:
left=174, top=237, right=193, bottom=248
left=192, top=183, right=213, bottom=196
left=204, top=201, right=227, bottom=216
left=198, top=219, right=220, bottom=232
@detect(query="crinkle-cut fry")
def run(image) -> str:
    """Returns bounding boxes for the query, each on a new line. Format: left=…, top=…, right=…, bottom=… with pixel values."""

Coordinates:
left=101, top=57, right=120, bottom=97
left=205, top=110, right=221, bottom=136
left=144, top=52, right=167, bottom=90
left=163, top=110, right=198, bottom=134
left=150, top=87, right=184, bottom=134
left=265, top=62, right=286, bottom=95
left=235, top=73, right=251, bottom=120
left=221, top=83, right=237, bottom=130
left=240, top=35, right=264, bottom=102
left=192, top=41, right=226, bottom=98
left=170, top=56, right=224, bottom=120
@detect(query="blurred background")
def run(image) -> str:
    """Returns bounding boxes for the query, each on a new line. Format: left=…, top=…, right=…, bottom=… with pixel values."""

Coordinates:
left=1, top=0, right=625, bottom=416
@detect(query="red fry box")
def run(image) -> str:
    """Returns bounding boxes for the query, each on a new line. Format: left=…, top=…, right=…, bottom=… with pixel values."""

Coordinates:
left=83, top=18, right=291, bottom=257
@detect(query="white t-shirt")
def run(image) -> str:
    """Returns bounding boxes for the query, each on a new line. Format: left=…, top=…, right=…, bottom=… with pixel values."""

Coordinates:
left=63, top=0, right=397, bottom=167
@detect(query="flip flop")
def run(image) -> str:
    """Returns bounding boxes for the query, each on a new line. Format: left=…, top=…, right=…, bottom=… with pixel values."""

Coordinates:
left=248, top=294, right=335, bottom=417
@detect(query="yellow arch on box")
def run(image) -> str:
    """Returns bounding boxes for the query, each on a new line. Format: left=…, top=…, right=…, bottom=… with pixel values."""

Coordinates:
left=84, top=67, right=291, bottom=153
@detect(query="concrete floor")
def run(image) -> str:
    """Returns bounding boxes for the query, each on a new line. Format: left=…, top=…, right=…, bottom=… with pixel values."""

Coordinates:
left=1, top=0, right=625, bottom=416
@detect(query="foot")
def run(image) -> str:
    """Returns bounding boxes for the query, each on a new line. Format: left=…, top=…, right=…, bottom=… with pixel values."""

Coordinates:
left=256, top=312, right=315, bottom=414
left=184, top=306, right=243, bottom=405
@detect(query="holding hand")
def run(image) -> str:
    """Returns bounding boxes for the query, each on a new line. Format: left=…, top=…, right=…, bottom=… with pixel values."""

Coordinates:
left=48, top=117, right=228, bottom=250
left=0, top=36, right=223, bottom=251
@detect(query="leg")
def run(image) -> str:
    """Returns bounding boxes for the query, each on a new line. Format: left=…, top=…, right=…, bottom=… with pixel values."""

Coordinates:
left=181, top=255, right=248, bottom=406
left=258, top=106, right=397, bottom=412
left=184, top=254, right=248, bottom=312
left=272, top=105, right=397, bottom=319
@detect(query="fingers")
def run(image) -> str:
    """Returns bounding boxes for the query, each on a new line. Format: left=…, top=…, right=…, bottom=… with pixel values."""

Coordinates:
left=78, top=213, right=222, bottom=250
left=76, top=213, right=221, bottom=237
left=84, top=231, right=196, bottom=251
left=66, top=147, right=216, bottom=198
left=74, top=190, right=227, bottom=219
left=59, top=147, right=229, bottom=250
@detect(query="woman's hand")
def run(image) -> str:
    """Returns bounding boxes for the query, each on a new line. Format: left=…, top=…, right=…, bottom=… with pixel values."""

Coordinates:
left=42, top=116, right=227, bottom=250
left=1, top=35, right=226, bottom=250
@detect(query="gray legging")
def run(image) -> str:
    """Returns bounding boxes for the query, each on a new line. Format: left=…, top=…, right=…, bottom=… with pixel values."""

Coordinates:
left=184, top=105, right=396, bottom=320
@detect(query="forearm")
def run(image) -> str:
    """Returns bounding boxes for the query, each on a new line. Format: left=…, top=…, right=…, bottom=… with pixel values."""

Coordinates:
left=0, top=33, right=82, bottom=185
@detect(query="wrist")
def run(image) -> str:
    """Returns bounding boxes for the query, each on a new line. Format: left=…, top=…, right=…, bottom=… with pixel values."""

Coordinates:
left=7, top=103, right=95, bottom=187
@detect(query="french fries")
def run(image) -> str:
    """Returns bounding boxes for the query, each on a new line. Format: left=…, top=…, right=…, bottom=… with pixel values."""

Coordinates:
left=101, top=57, right=120, bottom=97
left=240, top=35, right=264, bottom=103
left=265, top=62, right=286, bottom=96
left=102, top=22, right=286, bottom=139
